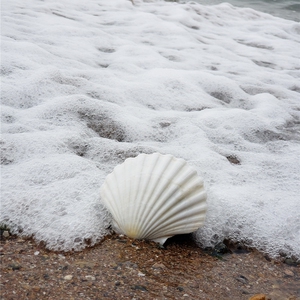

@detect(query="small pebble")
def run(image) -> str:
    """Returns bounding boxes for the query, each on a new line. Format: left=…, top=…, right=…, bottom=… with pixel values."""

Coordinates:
left=138, top=272, right=145, bottom=277
left=85, top=275, right=96, bottom=281
left=236, top=275, right=248, bottom=284
left=8, top=263, right=21, bottom=271
left=123, top=261, right=138, bottom=269
left=3, top=231, right=10, bottom=238
left=131, top=285, right=147, bottom=291
left=34, top=251, right=40, bottom=256
left=284, top=258, right=299, bottom=266
left=284, top=269, right=294, bottom=277
left=152, top=263, right=166, bottom=269
left=248, top=294, right=266, bottom=300
left=64, top=275, right=73, bottom=280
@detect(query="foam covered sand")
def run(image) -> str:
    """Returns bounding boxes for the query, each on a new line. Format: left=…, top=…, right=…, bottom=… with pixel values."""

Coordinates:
left=1, top=0, right=300, bottom=258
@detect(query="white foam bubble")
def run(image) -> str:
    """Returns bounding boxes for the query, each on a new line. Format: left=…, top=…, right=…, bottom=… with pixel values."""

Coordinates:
left=1, top=0, right=299, bottom=257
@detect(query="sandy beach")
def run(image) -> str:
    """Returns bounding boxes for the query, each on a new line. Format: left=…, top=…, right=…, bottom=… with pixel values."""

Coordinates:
left=1, top=233, right=299, bottom=300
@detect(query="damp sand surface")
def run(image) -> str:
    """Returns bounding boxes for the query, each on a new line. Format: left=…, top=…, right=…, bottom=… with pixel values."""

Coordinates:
left=1, top=234, right=299, bottom=300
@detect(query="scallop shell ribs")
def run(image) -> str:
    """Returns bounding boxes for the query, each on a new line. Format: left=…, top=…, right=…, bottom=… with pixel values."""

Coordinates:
left=100, top=153, right=207, bottom=244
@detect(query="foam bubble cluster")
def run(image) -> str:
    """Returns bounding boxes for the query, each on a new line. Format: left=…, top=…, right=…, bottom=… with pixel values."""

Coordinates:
left=1, top=0, right=300, bottom=257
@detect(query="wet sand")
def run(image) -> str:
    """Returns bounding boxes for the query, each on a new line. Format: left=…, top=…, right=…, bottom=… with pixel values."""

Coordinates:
left=0, top=234, right=299, bottom=300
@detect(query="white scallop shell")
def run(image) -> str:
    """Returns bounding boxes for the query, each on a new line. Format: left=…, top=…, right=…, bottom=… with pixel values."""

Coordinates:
left=100, top=153, right=207, bottom=244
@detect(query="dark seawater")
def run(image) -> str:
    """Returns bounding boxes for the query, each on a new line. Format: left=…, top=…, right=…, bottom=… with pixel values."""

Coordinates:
left=182, top=0, right=300, bottom=21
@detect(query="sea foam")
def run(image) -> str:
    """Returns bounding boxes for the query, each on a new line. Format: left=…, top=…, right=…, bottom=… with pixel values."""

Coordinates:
left=1, top=0, right=300, bottom=258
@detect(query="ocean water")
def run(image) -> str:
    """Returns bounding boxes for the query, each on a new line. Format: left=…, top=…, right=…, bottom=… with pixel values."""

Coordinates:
left=1, top=0, right=300, bottom=259
left=187, top=0, right=300, bottom=22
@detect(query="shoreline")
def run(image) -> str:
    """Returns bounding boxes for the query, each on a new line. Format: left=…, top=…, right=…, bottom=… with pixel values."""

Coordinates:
left=1, top=233, right=299, bottom=300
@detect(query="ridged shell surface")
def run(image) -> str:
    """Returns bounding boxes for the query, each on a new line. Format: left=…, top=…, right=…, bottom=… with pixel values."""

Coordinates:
left=100, top=153, right=207, bottom=244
